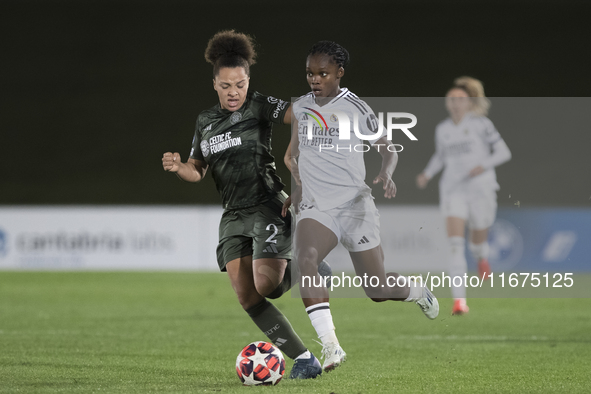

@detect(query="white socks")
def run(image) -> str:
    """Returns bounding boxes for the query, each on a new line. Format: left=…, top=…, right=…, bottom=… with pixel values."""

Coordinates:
left=469, top=241, right=489, bottom=262
left=295, top=350, right=312, bottom=360
left=306, top=302, right=338, bottom=346
left=404, top=277, right=424, bottom=302
left=448, top=236, right=467, bottom=299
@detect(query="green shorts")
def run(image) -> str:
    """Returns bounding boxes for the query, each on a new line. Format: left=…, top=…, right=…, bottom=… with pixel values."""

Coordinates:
left=216, top=192, right=293, bottom=272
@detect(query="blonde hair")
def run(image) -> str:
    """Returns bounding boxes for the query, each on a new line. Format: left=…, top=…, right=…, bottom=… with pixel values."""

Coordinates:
left=452, top=76, right=491, bottom=116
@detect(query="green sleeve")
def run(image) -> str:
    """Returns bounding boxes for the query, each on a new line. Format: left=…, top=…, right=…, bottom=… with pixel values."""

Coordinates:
left=251, top=91, right=290, bottom=124
left=190, top=117, right=205, bottom=161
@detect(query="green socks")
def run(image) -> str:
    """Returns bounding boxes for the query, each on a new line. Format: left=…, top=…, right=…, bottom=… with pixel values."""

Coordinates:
left=245, top=299, right=307, bottom=360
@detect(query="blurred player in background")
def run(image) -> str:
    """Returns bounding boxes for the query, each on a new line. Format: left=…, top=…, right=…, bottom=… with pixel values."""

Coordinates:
left=283, top=41, right=439, bottom=372
left=162, top=30, right=323, bottom=379
left=416, top=77, right=511, bottom=315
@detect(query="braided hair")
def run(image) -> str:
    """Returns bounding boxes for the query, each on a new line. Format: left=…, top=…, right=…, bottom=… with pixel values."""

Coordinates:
left=204, top=30, right=257, bottom=77
left=308, top=41, right=350, bottom=69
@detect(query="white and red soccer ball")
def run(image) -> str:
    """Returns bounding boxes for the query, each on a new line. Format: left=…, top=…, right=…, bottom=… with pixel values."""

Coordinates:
left=236, top=341, right=285, bottom=386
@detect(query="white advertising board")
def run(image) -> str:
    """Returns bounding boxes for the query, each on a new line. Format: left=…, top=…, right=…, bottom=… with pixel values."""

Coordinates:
left=0, top=205, right=447, bottom=272
left=0, top=206, right=223, bottom=271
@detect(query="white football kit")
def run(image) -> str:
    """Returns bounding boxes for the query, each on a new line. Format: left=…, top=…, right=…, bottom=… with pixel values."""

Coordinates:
left=423, top=112, right=511, bottom=229
left=292, top=88, right=381, bottom=252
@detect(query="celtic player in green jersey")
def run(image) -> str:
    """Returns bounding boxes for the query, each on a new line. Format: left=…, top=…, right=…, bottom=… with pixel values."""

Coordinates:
left=162, top=30, right=322, bottom=379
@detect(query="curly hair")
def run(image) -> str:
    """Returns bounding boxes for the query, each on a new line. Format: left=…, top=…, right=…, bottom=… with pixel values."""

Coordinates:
left=308, top=40, right=350, bottom=69
left=452, top=76, right=491, bottom=116
left=204, top=30, right=257, bottom=76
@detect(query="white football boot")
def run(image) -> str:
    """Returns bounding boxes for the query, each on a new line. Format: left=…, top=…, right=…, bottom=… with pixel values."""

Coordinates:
left=416, top=284, right=439, bottom=320
left=321, top=342, right=346, bottom=372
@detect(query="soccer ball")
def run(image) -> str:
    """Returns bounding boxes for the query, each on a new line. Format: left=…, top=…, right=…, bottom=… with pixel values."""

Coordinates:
left=236, top=341, right=285, bottom=386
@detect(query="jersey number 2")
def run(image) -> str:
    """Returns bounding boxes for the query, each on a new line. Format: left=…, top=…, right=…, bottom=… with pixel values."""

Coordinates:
left=265, top=224, right=278, bottom=244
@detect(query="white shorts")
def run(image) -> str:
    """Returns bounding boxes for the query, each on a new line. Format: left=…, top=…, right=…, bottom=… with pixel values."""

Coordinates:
left=440, top=187, right=497, bottom=230
left=298, top=193, right=381, bottom=252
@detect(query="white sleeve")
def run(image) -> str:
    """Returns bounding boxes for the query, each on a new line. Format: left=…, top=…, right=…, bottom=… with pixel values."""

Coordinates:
left=477, top=117, right=511, bottom=169
left=479, top=117, right=502, bottom=144
left=423, top=131, right=444, bottom=178
left=359, top=105, right=380, bottom=137
left=481, top=138, right=511, bottom=169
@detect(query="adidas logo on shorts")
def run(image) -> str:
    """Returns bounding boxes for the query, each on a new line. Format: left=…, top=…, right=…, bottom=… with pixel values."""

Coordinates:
left=358, top=236, right=370, bottom=245
left=263, top=244, right=279, bottom=253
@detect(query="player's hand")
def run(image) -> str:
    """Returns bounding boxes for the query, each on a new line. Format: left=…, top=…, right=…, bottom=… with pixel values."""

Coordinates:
left=281, top=196, right=291, bottom=217
left=373, top=173, right=397, bottom=199
left=162, top=152, right=181, bottom=173
left=416, top=173, right=429, bottom=189
left=469, top=165, right=485, bottom=177
left=282, top=185, right=302, bottom=217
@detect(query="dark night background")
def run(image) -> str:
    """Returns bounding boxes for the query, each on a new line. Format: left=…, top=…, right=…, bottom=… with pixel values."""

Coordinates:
left=1, top=0, right=590, bottom=207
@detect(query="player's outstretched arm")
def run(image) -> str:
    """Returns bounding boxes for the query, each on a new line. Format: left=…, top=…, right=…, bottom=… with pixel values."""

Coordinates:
left=282, top=104, right=293, bottom=125
left=372, top=136, right=398, bottom=199
left=468, top=140, right=512, bottom=177
left=162, top=152, right=207, bottom=183
left=418, top=148, right=443, bottom=188
left=416, top=172, right=430, bottom=189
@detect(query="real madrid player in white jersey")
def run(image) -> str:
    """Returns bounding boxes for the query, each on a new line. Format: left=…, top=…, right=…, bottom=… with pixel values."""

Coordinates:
left=416, top=77, right=511, bottom=315
left=282, top=41, right=439, bottom=372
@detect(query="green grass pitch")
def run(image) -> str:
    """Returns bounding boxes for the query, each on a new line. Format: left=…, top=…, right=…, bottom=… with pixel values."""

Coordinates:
left=1, top=272, right=590, bottom=393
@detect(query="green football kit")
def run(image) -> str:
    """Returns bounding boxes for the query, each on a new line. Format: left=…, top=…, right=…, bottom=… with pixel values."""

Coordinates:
left=190, top=90, right=292, bottom=271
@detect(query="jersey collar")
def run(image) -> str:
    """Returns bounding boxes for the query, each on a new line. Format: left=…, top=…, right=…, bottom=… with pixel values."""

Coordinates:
left=450, top=111, right=474, bottom=126
left=312, top=87, right=349, bottom=107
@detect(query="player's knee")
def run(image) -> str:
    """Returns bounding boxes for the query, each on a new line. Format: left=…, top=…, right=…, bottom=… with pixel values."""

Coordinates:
left=265, top=284, right=287, bottom=300
left=253, top=274, right=279, bottom=298
left=295, top=246, right=319, bottom=274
